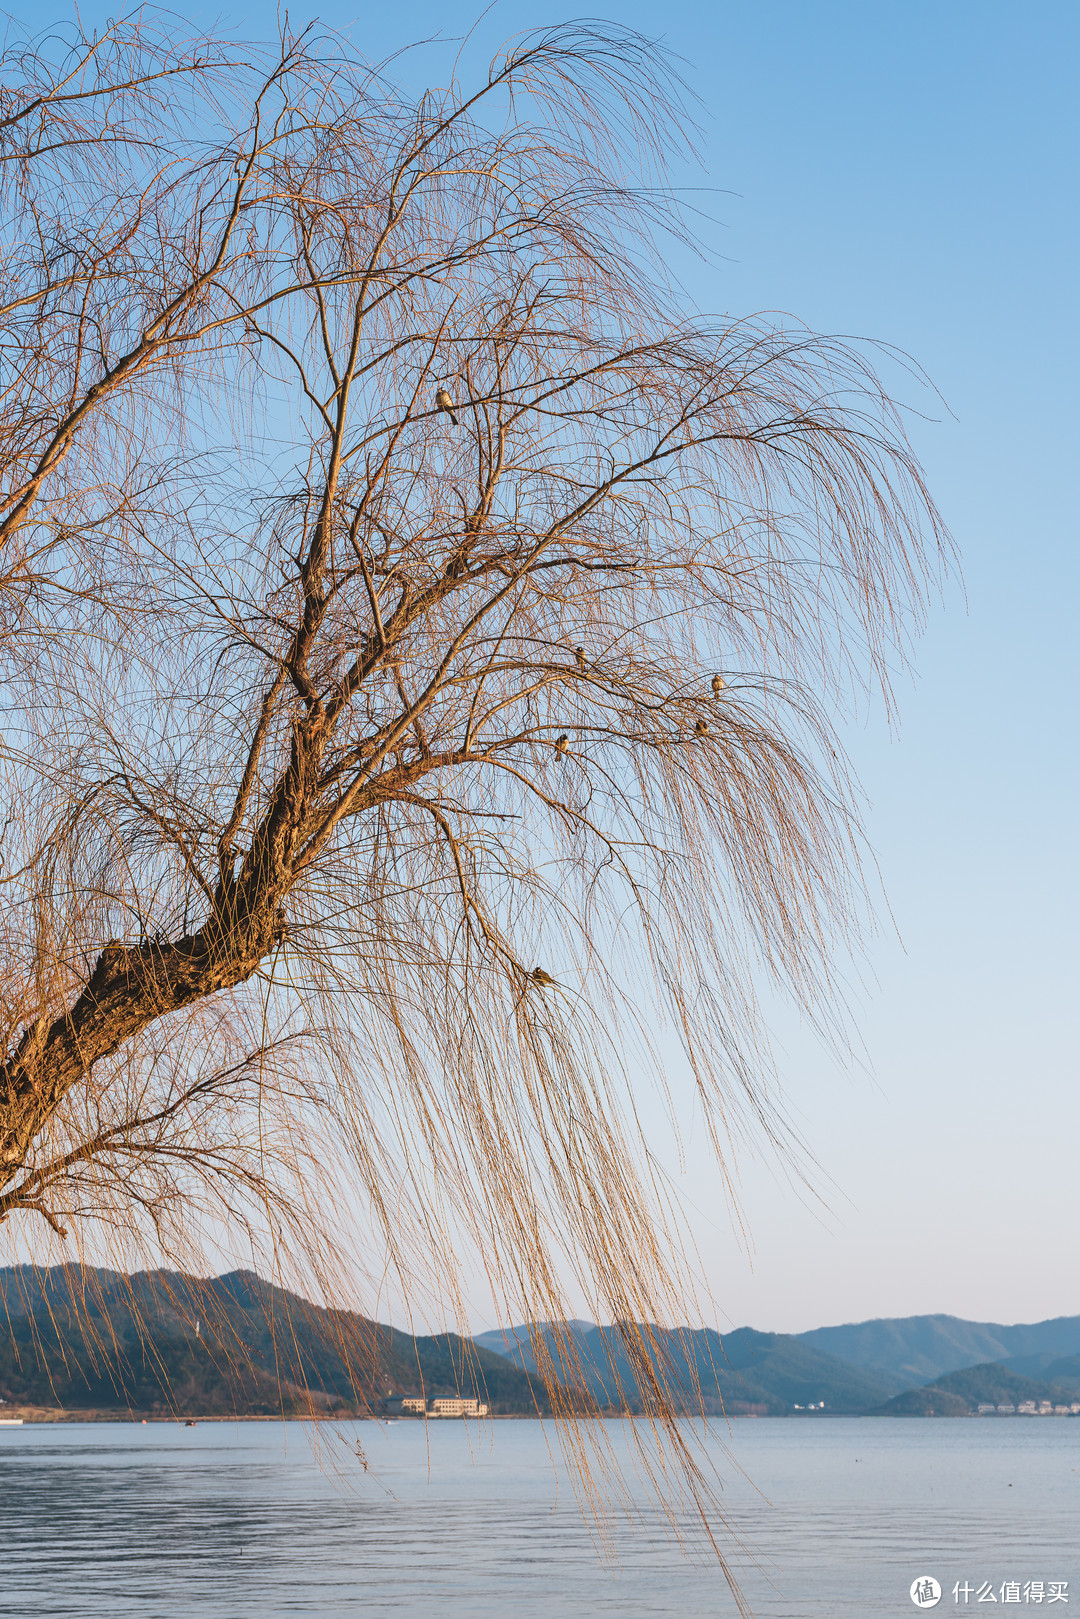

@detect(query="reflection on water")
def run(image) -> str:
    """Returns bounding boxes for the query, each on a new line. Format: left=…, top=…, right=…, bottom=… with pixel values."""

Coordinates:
left=1, top=1418, right=1077, bottom=1617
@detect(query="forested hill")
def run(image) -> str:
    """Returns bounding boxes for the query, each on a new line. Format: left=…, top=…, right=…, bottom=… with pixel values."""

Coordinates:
left=0, top=1266, right=547, bottom=1418
left=472, top=1322, right=905, bottom=1414
left=797, top=1313, right=1080, bottom=1387
left=874, top=1360, right=1080, bottom=1417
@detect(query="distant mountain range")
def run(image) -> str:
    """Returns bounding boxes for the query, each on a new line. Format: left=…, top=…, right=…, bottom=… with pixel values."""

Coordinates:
left=3, top=1265, right=1079, bottom=1420
left=473, top=1321, right=906, bottom=1414
left=476, top=1310, right=1080, bottom=1417
left=796, top=1312, right=1080, bottom=1386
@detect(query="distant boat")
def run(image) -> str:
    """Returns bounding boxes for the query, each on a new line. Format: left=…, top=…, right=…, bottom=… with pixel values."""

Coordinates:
left=0, top=1418, right=23, bottom=1427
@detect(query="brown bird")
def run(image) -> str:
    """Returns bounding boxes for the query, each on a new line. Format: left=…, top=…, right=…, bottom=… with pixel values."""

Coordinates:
left=435, top=387, right=458, bottom=426
left=555, top=734, right=570, bottom=756
left=531, top=967, right=556, bottom=987
left=575, top=647, right=586, bottom=671
left=694, top=719, right=709, bottom=736
left=711, top=673, right=725, bottom=696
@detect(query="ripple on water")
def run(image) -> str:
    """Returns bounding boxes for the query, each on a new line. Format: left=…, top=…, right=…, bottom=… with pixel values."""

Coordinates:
left=1, top=1418, right=1077, bottom=1617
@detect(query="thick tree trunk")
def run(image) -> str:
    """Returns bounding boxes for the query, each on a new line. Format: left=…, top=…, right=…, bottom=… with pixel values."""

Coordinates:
left=0, top=888, right=285, bottom=1187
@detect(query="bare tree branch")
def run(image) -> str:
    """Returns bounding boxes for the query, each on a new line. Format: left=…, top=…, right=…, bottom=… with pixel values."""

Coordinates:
left=0, top=13, right=950, bottom=1567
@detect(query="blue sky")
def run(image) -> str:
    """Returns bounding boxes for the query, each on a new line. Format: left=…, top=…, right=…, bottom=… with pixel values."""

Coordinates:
left=9, top=1, right=1078, bottom=1331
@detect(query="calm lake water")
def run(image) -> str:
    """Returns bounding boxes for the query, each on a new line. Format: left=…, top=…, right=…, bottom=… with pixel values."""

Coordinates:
left=1, top=1417, right=1077, bottom=1617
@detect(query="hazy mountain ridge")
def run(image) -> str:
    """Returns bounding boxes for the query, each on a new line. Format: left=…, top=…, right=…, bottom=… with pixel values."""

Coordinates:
left=474, top=1321, right=906, bottom=1414
left=873, top=1359, right=1080, bottom=1417
left=795, top=1312, right=1080, bottom=1386
left=476, top=1309, right=1080, bottom=1415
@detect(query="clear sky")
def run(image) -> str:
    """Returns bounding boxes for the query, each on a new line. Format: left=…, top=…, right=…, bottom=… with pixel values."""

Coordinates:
left=8, top=1, right=1078, bottom=1332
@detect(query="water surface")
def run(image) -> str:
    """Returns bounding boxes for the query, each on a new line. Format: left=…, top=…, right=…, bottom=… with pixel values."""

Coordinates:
left=1, top=1417, right=1076, bottom=1616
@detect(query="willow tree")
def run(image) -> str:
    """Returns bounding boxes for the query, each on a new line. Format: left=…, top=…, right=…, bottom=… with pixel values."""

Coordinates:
left=0, top=10, right=942, bottom=1513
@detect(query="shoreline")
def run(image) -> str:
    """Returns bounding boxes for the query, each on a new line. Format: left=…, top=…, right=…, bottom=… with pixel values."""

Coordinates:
left=5, top=1408, right=1078, bottom=1425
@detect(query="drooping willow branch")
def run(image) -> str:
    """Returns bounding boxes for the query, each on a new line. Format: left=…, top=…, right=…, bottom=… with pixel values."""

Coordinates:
left=0, top=13, right=947, bottom=1577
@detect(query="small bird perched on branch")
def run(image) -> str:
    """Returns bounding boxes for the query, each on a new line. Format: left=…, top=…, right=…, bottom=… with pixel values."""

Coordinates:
left=435, top=387, right=458, bottom=426
left=531, top=967, right=556, bottom=987
left=575, top=646, right=586, bottom=671
left=711, top=673, right=724, bottom=696
left=694, top=719, right=710, bottom=736
left=555, top=734, right=570, bottom=756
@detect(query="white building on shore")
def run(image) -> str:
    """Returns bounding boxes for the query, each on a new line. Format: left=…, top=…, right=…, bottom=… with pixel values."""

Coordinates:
left=385, top=1393, right=489, bottom=1417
